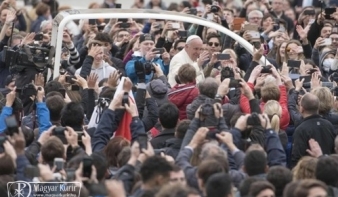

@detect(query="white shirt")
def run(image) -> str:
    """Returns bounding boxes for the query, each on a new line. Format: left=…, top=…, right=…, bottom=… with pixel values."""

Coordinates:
left=168, top=49, right=205, bottom=87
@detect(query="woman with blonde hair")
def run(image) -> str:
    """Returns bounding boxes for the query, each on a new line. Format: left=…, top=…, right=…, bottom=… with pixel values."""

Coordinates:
left=263, top=100, right=287, bottom=149
left=311, top=87, right=338, bottom=126
left=292, top=156, right=318, bottom=180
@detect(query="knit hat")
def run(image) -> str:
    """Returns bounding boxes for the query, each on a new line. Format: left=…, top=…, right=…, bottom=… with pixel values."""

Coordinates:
left=146, top=79, right=169, bottom=106
left=139, top=34, right=154, bottom=43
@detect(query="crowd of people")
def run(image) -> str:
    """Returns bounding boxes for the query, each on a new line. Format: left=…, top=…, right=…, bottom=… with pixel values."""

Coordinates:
left=0, top=0, right=338, bottom=196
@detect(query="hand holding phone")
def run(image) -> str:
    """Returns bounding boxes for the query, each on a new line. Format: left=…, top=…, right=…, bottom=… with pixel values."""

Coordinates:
left=5, top=116, right=19, bottom=136
left=54, top=158, right=65, bottom=172
left=137, top=133, right=148, bottom=152
left=34, top=33, right=43, bottom=41
left=82, top=156, right=93, bottom=178
left=152, top=48, right=165, bottom=54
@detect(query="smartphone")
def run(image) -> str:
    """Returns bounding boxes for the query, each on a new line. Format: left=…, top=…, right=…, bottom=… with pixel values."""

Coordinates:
left=52, top=127, right=67, bottom=144
left=325, top=8, right=336, bottom=19
left=321, top=38, right=332, bottom=46
left=71, top=85, right=80, bottom=91
left=54, top=158, right=64, bottom=172
left=5, top=116, right=19, bottom=136
left=261, top=65, right=272, bottom=73
left=77, top=131, right=84, bottom=142
left=229, top=79, right=242, bottom=88
left=252, top=41, right=261, bottom=50
left=58, top=88, right=66, bottom=98
left=66, top=75, right=75, bottom=84
left=89, top=19, right=96, bottom=25
left=233, top=17, right=246, bottom=31
left=115, top=3, right=122, bottom=8
left=171, top=23, right=180, bottom=29
left=137, top=133, right=148, bottom=152
left=207, top=13, right=214, bottom=21
left=299, top=76, right=311, bottom=83
left=119, top=23, right=130, bottom=28
left=83, top=156, right=93, bottom=178
left=303, top=10, right=316, bottom=15
left=152, top=48, right=165, bottom=54
left=189, top=8, right=197, bottom=15
left=243, top=24, right=258, bottom=31
left=248, top=31, right=260, bottom=39
left=287, top=60, right=301, bottom=68
left=307, top=69, right=317, bottom=74
left=34, top=33, right=43, bottom=41
left=65, top=168, right=76, bottom=181
left=217, top=53, right=230, bottom=60
left=206, top=129, right=220, bottom=140
left=24, top=165, right=40, bottom=179
left=178, top=30, right=187, bottom=38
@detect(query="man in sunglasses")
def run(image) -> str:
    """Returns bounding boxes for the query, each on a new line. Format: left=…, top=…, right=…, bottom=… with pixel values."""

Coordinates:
left=170, top=39, right=186, bottom=58
left=168, top=35, right=205, bottom=87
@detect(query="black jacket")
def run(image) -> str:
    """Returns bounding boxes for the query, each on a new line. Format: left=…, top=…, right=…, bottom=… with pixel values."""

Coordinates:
left=163, top=138, right=183, bottom=159
left=150, top=128, right=175, bottom=149
left=291, top=114, right=337, bottom=167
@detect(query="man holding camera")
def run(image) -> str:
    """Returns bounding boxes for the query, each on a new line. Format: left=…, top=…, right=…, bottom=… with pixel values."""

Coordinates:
left=126, top=34, right=169, bottom=85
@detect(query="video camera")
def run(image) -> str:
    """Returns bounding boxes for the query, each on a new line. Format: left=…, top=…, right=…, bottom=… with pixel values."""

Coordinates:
left=3, top=44, right=54, bottom=72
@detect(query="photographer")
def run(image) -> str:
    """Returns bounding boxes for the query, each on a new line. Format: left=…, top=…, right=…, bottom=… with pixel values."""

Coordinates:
left=125, top=34, right=169, bottom=84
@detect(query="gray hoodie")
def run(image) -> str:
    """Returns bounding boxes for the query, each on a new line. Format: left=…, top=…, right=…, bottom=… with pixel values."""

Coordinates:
left=75, top=61, right=116, bottom=82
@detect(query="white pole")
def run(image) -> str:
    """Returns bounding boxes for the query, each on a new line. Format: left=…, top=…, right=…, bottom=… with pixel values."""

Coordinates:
left=50, top=9, right=269, bottom=79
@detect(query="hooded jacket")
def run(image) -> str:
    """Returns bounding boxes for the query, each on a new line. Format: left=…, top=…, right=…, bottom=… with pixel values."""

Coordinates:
left=76, top=58, right=117, bottom=82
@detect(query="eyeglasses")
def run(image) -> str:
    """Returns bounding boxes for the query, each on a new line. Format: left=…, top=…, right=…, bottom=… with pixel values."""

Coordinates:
left=177, top=46, right=184, bottom=51
left=249, top=17, right=262, bottom=20
left=208, top=42, right=220, bottom=47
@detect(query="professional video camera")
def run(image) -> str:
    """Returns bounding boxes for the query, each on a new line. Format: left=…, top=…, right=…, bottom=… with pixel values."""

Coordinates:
left=3, top=44, right=54, bottom=72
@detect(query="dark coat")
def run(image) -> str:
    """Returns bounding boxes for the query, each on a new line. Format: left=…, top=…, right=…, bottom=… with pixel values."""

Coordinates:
left=291, top=114, right=337, bottom=168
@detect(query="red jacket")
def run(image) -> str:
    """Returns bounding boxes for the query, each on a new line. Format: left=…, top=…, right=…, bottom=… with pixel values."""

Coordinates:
left=239, top=82, right=290, bottom=130
left=168, top=83, right=199, bottom=120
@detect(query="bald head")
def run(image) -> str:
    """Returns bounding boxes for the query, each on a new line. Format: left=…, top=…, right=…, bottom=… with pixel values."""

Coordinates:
left=300, top=93, right=319, bottom=114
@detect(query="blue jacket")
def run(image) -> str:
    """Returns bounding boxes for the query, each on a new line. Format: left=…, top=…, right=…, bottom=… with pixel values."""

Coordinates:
left=21, top=102, right=52, bottom=136
left=0, top=106, right=12, bottom=133
left=36, top=102, right=52, bottom=136
left=125, top=56, right=169, bottom=84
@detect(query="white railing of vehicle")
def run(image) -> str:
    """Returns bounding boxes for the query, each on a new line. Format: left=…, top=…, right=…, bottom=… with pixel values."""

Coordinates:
left=50, top=9, right=270, bottom=79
